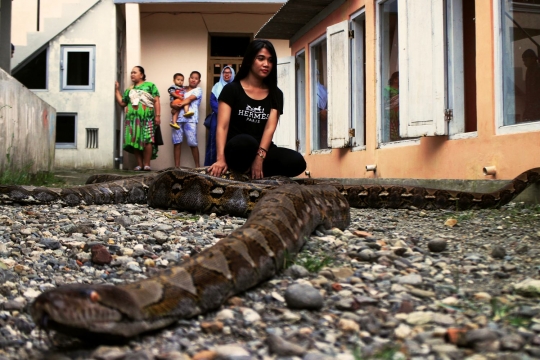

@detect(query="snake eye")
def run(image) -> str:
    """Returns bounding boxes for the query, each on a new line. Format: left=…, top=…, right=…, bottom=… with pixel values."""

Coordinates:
left=89, top=291, right=101, bottom=303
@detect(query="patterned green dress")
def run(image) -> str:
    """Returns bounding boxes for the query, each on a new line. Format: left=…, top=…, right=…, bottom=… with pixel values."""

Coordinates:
left=122, top=82, right=160, bottom=159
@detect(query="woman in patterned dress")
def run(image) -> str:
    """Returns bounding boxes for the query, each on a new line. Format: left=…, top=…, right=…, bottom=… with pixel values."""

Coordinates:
left=115, top=66, right=161, bottom=171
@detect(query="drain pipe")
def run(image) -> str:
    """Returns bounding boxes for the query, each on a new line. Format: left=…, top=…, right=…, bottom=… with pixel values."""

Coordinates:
left=115, top=112, right=124, bottom=170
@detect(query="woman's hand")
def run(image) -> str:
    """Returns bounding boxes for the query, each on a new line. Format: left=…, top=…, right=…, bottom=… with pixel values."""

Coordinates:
left=208, top=159, right=228, bottom=177
left=115, top=81, right=120, bottom=90
left=154, top=115, right=161, bottom=126
left=251, top=156, right=264, bottom=179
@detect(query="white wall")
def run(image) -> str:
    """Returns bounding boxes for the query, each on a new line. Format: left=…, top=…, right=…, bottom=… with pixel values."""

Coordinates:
left=35, top=0, right=118, bottom=169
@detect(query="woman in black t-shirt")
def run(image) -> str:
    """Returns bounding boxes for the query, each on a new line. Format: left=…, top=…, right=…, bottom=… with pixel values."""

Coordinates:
left=207, top=40, right=306, bottom=179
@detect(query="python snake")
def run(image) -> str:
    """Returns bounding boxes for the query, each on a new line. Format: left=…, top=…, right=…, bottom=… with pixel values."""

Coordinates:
left=1, top=167, right=539, bottom=339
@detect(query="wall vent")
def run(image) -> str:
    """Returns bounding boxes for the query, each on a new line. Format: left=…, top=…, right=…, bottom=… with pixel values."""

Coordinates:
left=86, top=128, right=98, bottom=149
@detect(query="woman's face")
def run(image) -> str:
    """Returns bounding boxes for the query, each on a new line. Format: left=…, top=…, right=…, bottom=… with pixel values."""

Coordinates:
left=223, top=68, right=232, bottom=82
left=131, top=67, right=144, bottom=83
left=251, top=48, right=273, bottom=79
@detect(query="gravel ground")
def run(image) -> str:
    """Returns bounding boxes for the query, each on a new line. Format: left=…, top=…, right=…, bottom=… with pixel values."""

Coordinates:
left=0, top=198, right=540, bottom=360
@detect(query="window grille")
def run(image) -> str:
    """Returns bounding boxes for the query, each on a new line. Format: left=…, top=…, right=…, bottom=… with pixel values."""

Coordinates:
left=86, top=128, right=98, bottom=149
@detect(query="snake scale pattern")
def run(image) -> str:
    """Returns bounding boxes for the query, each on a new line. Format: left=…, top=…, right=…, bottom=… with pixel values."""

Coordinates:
left=0, top=167, right=539, bottom=340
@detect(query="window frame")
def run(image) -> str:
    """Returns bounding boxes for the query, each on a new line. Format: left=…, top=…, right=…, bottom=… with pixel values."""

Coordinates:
left=493, top=0, right=540, bottom=135
left=295, top=49, right=307, bottom=155
left=376, top=0, right=420, bottom=148
left=309, top=34, right=331, bottom=154
left=55, top=113, right=78, bottom=149
left=350, top=8, right=367, bottom=151
left=60, top=45, right=96, bottom=91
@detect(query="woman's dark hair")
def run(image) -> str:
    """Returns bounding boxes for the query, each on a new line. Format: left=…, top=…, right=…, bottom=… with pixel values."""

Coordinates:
left=235, top=39, right=280, bottom=107
left=135, top=65, right=146, bottom=81
left=388, top=71, right=399, bottom=86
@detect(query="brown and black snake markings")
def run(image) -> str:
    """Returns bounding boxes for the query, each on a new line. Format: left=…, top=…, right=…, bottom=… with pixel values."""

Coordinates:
left=0, top=167, right=539, bottom=340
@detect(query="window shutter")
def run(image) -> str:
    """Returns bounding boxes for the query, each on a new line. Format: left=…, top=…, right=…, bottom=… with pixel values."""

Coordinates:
left=327, top=20, right=351, bottom=148
left=398, top=0, right=447, bottom=137
left=275, top=56, right=296, bottom=150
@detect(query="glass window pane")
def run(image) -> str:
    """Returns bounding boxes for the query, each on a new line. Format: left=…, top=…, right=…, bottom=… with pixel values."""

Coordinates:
left=67, top=51, right=90, bottom=86
left=501, top=0, right=540, bottom=125
left=56, top=115, right=76, bottom=143
left=312, top=40, right=329, bottom=150
left=380, top=0, right=400, bottom=142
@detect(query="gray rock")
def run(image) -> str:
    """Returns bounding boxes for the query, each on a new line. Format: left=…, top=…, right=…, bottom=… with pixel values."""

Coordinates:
left=500, top=334, right=525, bottom=351
left=284, top=284, right=323, bottom=310
left=357, top=249, right=378, bottom=262
left=114, top=216, right=132, bottom=227
left=465, top=328, right=499, bottom=345
left=284, top=264, right=310, bottom=278
left=491, top=245, right=506, bottom=259
left=40, top=238, right=61, bottom=250
left=266, top=334, right=306, bottom=357
left=398, top=274, right=423, bottom=286
left=427, top=238, right=447, bottom=253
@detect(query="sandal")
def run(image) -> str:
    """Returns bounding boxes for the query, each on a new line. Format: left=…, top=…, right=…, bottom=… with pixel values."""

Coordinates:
left=143, top=166, right=152, bottom=171
left=134, top=166, right=142, bottom=171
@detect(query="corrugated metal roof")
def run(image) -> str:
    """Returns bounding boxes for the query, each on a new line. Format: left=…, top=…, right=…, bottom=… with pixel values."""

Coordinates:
left=256, top=0, right=335, bottom=39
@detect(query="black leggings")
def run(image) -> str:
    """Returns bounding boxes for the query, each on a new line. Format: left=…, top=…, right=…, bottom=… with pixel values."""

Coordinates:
left=225, top=134, right=306, bottom=177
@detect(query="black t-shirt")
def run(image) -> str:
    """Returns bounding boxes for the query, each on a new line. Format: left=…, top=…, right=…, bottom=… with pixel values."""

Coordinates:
left=219, top=82, right=283, bottom=143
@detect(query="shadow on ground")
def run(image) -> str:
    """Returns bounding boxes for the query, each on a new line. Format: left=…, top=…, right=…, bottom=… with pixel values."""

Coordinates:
left=54, top=169, right=141, bottom=186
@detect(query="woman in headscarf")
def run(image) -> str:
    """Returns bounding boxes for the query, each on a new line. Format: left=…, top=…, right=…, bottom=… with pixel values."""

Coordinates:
left=204, top=66, right=235, bottom=166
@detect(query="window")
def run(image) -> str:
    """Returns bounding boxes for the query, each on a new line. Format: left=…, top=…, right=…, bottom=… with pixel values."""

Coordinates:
left=61, top=46, right=95, bottom=91
left=56, top=113, right=77, bottom=149
left=310, top=37, right=329, bottom=151
left=210, top=35, right=251, bottom=57
left=378, top=0, right=473, bottom=143
left=378, top=0, right=401, bottom=143
left=497, top=0, right=540, bottom=128
left=12, top=47, right=48, bottom=90
left=275, top=56, right=297, bottom=150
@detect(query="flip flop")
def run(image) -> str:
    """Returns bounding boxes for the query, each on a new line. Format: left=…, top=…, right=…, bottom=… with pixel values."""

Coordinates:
left=134, top=166, right=142, bottom=171
left=183, top=111, right=195, bottom=117
left=143, top=166, right=152, bottom=171
left=170, top=123, right=180, bottom=129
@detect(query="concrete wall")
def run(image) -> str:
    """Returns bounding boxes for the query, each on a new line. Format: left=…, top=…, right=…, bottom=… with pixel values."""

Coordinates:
left=0, top=68, right=56, bottom=173
left=34, top=0, right=118, bottom=169
left=126, top=3, right=290, bottom=169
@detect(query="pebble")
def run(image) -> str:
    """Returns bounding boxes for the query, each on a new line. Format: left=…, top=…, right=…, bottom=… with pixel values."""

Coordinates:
left=428, top=238, right=447, bottom=252
left=284, top=284, right=324, bottom=310
left=0, top=198, right=538, bottom=359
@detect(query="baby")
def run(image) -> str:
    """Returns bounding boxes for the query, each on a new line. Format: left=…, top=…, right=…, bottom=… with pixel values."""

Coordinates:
left=168, top=73, right=194, bottom=129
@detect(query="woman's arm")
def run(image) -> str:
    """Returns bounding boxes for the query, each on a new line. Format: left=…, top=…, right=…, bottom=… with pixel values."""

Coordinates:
left=154, top=96, right=161, bottom=126
left=208, top=101, right=231, bottom=177
left=251, top=109, right=279, bottom=179
left=114, top=81, right=127, bottom=107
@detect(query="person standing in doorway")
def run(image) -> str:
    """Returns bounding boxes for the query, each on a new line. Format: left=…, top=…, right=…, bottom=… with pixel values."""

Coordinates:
left=204, top=65, right=235, bottom=166
left=171, top=71, right=203, bottom=168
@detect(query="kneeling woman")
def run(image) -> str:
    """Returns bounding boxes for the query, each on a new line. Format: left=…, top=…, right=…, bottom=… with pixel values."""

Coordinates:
left=208, top=39, right=306, bottom=179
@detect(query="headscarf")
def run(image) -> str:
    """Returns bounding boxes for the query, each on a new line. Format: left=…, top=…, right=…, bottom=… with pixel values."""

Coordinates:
left=211, top=65, right=235, bottom=99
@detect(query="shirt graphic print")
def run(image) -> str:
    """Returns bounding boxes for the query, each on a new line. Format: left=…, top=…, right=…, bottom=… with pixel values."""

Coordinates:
left=238, top=105, right=270, bottom=124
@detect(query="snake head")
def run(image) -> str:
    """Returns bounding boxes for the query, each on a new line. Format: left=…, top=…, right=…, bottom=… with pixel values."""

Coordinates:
left=30, top=284, right=157, bottom=340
